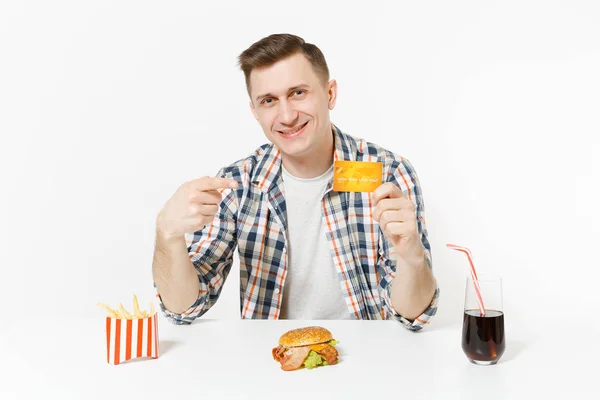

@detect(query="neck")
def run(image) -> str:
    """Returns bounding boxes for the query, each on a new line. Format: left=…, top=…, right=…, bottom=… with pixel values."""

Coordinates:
left=281, top=124, right=335, bottom=179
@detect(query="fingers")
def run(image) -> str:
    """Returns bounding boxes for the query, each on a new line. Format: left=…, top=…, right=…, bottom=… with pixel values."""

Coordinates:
left=189, top=190, right=222, bottom=205
left=378, top=210, right=403, bottom=227
left=373, top=198, right=415, bottom=221
left=381, top=222, right=416, bottom=237
left=372, top=182, right=405, bottom=204
left=192, top=176, right=239, bottom=191
left=378, top=209, right=415, bottom=231
left=198, top=204, right=219, bottom=216
left=189, top=203, right=219, bottom=217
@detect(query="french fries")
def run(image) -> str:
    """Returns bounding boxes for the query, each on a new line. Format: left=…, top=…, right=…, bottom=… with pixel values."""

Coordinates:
left=97, top=294, right=156, bottom=319
left=133, top=294, right=143, bottom=319
left=97, top=303, right=118, bottom=318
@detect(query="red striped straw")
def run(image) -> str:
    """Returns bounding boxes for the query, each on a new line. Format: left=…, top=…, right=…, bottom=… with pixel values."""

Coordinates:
left=447, top=244, right=486, bottom=316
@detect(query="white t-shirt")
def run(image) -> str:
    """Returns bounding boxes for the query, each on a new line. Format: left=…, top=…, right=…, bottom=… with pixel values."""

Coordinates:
left=279, top=164, right=350, bottom=320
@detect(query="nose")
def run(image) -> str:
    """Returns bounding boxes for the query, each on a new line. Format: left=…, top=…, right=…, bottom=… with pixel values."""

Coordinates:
left=277, top=100, right=298, bottom=126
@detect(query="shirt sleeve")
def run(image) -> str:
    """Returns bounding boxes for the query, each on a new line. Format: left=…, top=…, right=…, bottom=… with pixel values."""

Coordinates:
left=156, top=168, right=239, bottom=325
left=377, top=158, right=440, bottom=331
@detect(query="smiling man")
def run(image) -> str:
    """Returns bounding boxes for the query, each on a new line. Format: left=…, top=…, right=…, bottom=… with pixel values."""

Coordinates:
left=152, top=34, right=439, bottom=330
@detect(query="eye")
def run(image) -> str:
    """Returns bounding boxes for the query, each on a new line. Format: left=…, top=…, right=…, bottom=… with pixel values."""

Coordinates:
left=293, top=89, right=305, bottom=96
left=261, top=98, right=274, bottom=105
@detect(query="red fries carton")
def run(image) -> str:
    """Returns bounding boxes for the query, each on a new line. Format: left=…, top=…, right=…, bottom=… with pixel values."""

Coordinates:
left=105, top=312, right=159, bottom=365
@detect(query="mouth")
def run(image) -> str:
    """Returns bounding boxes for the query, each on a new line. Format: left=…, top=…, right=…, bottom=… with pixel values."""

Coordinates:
left=276, top=121, right=309, bottom=139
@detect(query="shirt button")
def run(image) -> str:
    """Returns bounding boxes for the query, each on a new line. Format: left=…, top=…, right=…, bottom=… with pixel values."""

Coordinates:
left=274, top=288, right=280, bottom=294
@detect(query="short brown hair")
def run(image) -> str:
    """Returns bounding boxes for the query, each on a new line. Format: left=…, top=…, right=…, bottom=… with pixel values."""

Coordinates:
left=238, top=34, right=330, bottom=96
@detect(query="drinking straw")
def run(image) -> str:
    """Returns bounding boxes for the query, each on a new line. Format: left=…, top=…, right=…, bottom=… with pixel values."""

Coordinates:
left=447, top=244, right=486, bottom=316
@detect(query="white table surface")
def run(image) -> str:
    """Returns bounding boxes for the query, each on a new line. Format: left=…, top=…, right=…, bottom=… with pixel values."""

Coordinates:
left=1, top=316, right=597, bottom=399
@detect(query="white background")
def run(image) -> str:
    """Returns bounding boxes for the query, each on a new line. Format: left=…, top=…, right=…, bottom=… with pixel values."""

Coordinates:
left=1, top=0, right=599, bottom=336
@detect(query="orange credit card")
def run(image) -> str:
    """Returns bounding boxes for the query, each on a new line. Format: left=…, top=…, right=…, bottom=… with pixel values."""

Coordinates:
left=333, top=161, right=383, bottom=192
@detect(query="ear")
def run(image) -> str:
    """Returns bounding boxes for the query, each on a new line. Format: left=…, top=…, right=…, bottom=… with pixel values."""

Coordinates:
left=249, top=101, right=259, bottom=121
left=327, top=79, right=338, bottom=110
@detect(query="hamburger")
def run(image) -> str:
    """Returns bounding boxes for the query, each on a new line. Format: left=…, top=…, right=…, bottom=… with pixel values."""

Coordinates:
left=272, top=326, right=339, bottom=371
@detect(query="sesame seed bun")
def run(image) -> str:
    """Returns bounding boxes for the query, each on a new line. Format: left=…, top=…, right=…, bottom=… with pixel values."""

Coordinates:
left=278, top=326, right=333, bottom=347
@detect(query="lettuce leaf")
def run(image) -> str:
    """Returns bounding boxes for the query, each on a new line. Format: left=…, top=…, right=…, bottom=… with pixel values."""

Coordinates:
left=303, top=350, right=325, bottom=369
left=302, top=341, right=340, bottom=369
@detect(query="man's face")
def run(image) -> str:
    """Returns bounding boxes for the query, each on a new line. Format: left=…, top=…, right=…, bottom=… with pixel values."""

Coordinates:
left=249, top=53, right=337, bottom=159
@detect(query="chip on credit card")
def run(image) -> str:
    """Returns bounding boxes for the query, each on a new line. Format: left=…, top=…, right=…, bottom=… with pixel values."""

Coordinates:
left=333, top=160, right=383, bottom=192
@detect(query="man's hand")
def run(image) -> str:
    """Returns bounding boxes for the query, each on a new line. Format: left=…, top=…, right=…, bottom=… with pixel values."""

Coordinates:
left=372, top=182, right=435, bottom=320
left=153, top=175, right=236, bottom=315
left=372, top=182, right=423, bottom=261
left=157, top=176, right=238, bottom=241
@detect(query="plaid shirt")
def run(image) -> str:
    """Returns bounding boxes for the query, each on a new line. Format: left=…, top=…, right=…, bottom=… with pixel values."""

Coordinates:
left=157, top=125, right=439, bottom=330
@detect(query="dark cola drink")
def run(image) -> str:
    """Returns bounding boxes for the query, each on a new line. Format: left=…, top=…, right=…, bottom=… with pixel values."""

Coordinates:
left=462, top=309, right=505, bottom=365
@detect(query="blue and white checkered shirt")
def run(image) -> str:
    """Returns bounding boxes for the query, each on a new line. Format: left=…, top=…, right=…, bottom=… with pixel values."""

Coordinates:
left=157, top=125, right=439, bottom=330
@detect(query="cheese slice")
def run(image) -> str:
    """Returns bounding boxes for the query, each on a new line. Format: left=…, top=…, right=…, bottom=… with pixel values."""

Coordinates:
left=309, top=343, right=329, bottom=352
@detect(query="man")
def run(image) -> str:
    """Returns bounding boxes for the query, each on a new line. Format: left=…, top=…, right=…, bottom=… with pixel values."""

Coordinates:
left=153, top=34, right=439, bottom=330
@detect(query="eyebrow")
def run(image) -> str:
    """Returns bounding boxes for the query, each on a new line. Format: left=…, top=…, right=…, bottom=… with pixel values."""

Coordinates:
left=255, top=84, right=310, bottom=102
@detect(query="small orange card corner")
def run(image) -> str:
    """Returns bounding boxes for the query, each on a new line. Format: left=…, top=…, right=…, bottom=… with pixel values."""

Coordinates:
left=333, top=160, right=382, bottom=192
